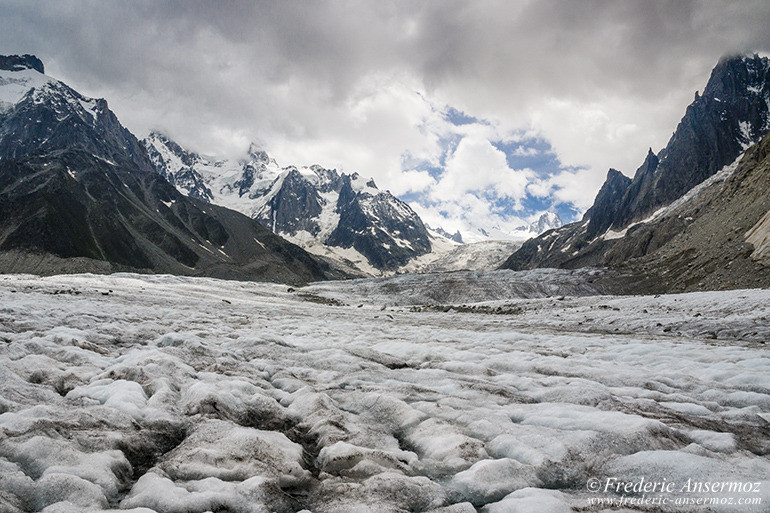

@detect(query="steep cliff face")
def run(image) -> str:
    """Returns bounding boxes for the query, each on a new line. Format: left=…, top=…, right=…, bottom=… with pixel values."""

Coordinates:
left=614, top=54, right=770, bottom=228
left=583, top=168, right=633, bottom=240
left=502, top=54, right=770, bottom=286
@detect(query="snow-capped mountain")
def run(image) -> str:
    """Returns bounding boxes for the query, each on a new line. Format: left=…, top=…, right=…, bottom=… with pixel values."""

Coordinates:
left=530, top=211, right=563, bottom=234
left=503, top=54, right=770, bottom=291
left=0, top=55, right=330, bottom=284
left=143, top=132, right=432, bottom=273
left=438, top=211, right=563, bottom=245
left=0, top=57, right=150, bottom=171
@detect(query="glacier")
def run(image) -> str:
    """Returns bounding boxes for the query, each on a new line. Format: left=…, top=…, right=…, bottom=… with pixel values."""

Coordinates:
left=0, top=271, right=768, bottom=512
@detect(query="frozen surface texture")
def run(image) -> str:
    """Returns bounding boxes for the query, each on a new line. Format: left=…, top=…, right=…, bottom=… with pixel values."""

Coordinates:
left=0, top=270, right=768, bottom=512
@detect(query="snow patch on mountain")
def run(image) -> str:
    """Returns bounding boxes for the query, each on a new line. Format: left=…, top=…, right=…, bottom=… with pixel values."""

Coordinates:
left=0, top=68, right=55, bottom=111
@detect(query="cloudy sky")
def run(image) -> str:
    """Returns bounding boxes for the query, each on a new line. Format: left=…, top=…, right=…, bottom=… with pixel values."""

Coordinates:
left=3, top=0, right=770, bottom=238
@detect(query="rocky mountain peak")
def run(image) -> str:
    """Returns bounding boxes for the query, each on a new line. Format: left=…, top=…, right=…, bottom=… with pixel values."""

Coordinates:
left=143, top=133, right=433, bottom=273
left=607, top=53, right=770, bottom=228
left=583, top=168, right=632, bottom=239
left=0, top=54, right=44, bottom=74
left=309, top=165, right=341, bottom=190
left=147, top=131, right=200, bottom=166
left=606, top=167, right=627, bottom=181
left=704, top=54, right=769, bottom=100
left=533, top=211, right=563, bottom=233
left=635, top=148, right=659, bottom=178
left=0, top=66, right=150, bottom=171
left=247, top=143, right=272, bottom=165
left=431, top=226, right=464, bottom=244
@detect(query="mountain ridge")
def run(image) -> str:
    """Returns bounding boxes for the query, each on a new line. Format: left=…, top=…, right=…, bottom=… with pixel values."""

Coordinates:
left=0, top=55, right=332, bottom=284
left=613, top=131, right=770, bottom=292
left=502, top=53, right=770, bottom=287
left=143, top=132, right=433, bottom=273
left=145, top=132, right=567, bottom=274
left=611, top=54, right=770, bottom=229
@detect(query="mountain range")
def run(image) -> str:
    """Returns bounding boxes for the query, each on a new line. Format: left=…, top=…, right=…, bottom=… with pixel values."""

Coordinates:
left=143, top=132, right=563, bottom=274
left=0, top=53, right=564, bottom=282
left=1, top=52, right=768, bottom=291
left=502, top=54, right=770, bottom=292
left=143, top=133, right=434, bottom=274
left=0, top=55, right=331, bottom=284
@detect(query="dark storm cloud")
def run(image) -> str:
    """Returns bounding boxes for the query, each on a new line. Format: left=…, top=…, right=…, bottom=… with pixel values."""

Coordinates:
left=2, top=0, right=769, bottom=211
left=7, top=1, right=769, bottom=104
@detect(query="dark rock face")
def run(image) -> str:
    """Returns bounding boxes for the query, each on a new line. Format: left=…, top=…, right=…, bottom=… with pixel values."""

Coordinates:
left=503, top=54, right=770, bottom=282
left=0, top=59, right=330, bottom=284
left=583, top=168, right=632, bottom=240
left=325, top=175, right=432, bottom=270
left=1, top=150, right=198, bottom=270
left=233, top=163, right=256, bottom=197
left=0, top=54, right=44, bottom=73
left=614, top=54, right=770, bottom=228
left=254, top=168, right=324, bottom=236
left=0, top=150, right=330, bottom=284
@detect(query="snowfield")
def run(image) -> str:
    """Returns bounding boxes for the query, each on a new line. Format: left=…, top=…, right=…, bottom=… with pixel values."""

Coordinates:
left=0, top=271, right=768, bottom=513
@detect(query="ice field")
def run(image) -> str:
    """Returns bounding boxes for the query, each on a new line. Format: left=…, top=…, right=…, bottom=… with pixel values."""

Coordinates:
left=0, top=271, right=768, bottom=512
